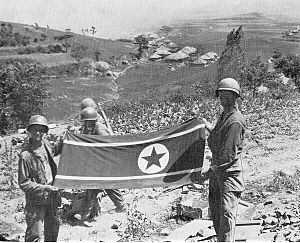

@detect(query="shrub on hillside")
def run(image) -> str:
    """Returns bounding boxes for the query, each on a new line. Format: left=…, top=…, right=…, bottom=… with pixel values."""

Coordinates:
left=0, top=23, right=30, bottom=47
left=273, top=53, right=300, bottom=89
left=0, top=62, right=50, bottom=133
left=244, top=56, right=279, bottom=97
left=193, top=79, right=215, bottom=99
left=71, top=44, right=88, bottom=62
left=17, top=44, right=64, bottom=55
left=17, top=46, right=36, bottom=55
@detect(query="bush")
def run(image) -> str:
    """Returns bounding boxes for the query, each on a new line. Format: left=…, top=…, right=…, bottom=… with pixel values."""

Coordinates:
left=0, top=23, right=30, bottom=47
left=17, top=46, right=35, bottom=55
left=274, top=54, right=300, bottom=89
left=0, top=62, right=50, bottom=133
left=119, top=200, right=155, bottom=241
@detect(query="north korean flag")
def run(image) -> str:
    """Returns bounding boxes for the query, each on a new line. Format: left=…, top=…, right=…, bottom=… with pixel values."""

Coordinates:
left=54, top=118, right=205, bottom=189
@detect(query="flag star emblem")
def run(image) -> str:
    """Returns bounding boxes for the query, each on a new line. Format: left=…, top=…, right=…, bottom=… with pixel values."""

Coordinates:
left=138, top=143, right=169, bottom=174
left=142, top=147, right=166, bottom=169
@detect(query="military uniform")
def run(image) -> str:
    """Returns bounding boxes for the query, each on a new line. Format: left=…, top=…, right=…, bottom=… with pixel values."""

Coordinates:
left=207, top=107, right=246, bottom=242
left=18, top=138, right=63, bottom=242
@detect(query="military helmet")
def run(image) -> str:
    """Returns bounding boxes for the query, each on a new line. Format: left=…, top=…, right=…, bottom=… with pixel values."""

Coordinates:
left=81, top=98, right=97, bottom=110
left=27, top=115, right=49, bottom=133
left=216, top=78, right=241, bottom=97
left=80, top=107, right=98, bottom=121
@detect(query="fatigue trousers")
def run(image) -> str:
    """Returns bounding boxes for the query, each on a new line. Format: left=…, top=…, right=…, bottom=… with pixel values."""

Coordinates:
left=209, top=177, right=241, bottom=242
left=25, top=203, right=60, bottom=242
left=80, top=189, right=125, bottom=218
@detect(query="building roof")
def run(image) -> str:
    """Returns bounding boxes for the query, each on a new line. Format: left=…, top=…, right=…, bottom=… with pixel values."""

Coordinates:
left=164, top=51, right=189, bottom=61
left=181, top=46, right=197, bottom=55
left=191, top=58, right=207, bottom=65
left=149, top=53, right=162, bottom=60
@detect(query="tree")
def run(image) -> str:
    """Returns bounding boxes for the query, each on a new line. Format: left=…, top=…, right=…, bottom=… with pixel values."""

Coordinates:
left=272, top=49, right=282, bottom=59
left=134, top=35, right=149, bottom=60
left=273, top=53, right=300, bottom=88
left=71, top=44, right=88, bottom=62
left=82, top=28, right=89, bottom=36
left=0, top=62, right=50, bottom=133
left=244, top=56, right=277, bottom=96
left=217, top=26, right=248, bottom=84
left=90, top=26, right=97, bottom=36
left=53, top=34, right=73, bottom=52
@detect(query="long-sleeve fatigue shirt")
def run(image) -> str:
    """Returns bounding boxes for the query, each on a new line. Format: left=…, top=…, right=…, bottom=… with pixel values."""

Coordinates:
left=18, top=138, right=63, bottom=205
left=207, top=107, right=246, bottom=192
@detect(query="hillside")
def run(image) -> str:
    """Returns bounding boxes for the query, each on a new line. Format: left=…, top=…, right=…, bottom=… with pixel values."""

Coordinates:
left=0, top=20, right=135, bottom=64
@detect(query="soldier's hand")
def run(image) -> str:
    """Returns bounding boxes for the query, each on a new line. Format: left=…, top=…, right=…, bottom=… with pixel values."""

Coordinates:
left=44, top=185, right=59, bottom=192
left=202, top=118, right=213, bottom=132
left=201, top=167, right=211, bottom=181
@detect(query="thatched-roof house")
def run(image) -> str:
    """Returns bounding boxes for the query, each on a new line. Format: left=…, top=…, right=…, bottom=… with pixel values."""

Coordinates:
left=156, top=49, right=171, bottom=56
left=149, top=53, right=162, bottom=61
left=191, top=58, right=208, bottom=66
left=164, top=51, right=189, bottom=62
left=181, top=46, right=197, bottom=55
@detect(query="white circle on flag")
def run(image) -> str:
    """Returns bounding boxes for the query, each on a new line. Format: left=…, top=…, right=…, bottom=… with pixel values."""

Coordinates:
left=138, top=143, right=169, bottom=174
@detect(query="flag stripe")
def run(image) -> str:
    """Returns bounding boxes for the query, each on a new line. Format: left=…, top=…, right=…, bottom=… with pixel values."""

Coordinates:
left=56, top=167, right=202, bottom=181
left=64, top=124, right=205, bottom=147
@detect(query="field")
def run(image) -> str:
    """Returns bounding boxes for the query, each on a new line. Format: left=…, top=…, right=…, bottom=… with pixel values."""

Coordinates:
left=1, top=13, right=300, bottom=241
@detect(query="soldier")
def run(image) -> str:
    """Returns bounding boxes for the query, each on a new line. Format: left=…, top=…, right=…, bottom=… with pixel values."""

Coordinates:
left=202, top=78, right=246, bottom=242
left=73, top=101, right=126, bottom=221
left=18, top=115, right=63, bottom=242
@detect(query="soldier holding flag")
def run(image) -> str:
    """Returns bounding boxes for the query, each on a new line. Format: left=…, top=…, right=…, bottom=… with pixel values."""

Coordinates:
left=18, top=115, right=63, bottom=242
left=73, top=98, right=126, bottom=221
left=201, top=78, right=246, bottom=242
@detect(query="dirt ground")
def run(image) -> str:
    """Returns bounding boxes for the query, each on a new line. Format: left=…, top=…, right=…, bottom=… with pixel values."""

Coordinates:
left=1, top=124, right=300, bottom=241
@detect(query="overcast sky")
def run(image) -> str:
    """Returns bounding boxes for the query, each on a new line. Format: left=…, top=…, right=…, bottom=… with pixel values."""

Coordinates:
left=0, top=0, right=299, bottom=39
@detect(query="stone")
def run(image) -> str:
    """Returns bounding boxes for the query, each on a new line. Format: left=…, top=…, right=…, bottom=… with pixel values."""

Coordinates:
left=264, top=217, right=278, bottom=225
left=264, top=200, right=273, bottom=206
left=0, top=216, right=24, bottom=241
left=274, top=233, right=286, bottom=242
left=111, top=220, right=122, bottom=230
left=283, top=218, right=291, bottom=225
left=160, top=228, right=171, bottom=236
left=290, top=217, right=300, bottom=224
left=181, top=198, right=209, bottom=220
left=168, top=219, right=176, bottom=223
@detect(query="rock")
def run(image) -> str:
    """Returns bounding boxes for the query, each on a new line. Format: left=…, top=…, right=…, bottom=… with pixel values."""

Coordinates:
left=274, top=233, right=286, bottom=242
left=282, top=229, right=292, bottom=237
left=283, top=218, right=291, bottom=225
left=263, top=217, right=278, bottom=225
left=264, top=200, right=273, bottom=206
left=18, top=129, right=27, bottom=134
left=160, top=228, right=171, bottom=236
left=168, top=219, right=176, bottom=223
left=111, top=220, right=122, bottom=230
left=0, top=216, right=24, bottom=241
left=290, top=217, right=300, bottom=224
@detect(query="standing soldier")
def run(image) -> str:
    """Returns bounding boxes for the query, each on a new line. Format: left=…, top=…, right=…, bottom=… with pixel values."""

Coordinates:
left=74, top=99, right=126, bottom=221
left=202, top=78, right=246, bottom=242
left=18, top=115, right=63, bottom=242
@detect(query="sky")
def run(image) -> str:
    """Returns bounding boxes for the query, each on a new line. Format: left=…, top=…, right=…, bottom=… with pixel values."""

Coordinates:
left=0, top=0, right=300, bottom=39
